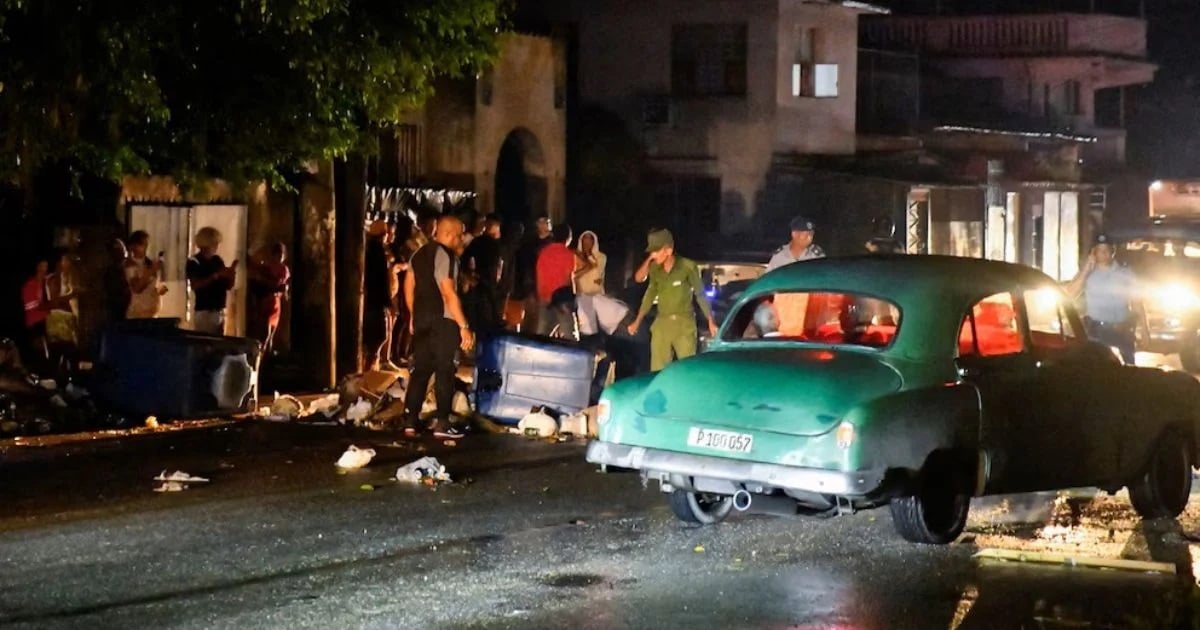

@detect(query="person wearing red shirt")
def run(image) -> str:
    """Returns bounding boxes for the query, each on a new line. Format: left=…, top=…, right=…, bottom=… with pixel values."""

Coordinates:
left=22, top=256, right=72, bottom=371
left=535, top=224, right=578, bottom=336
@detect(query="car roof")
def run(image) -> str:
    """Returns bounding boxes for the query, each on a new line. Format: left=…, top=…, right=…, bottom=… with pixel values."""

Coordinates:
left=735, top=255, right=1063, bottom=362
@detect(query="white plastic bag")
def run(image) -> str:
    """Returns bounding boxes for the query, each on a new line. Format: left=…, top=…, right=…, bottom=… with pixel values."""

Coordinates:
left=559, top=412, right=587, bottom=437
left=306, top=393, right=341, bottom=418
left=518, top=409, right=557, bottom=438
left=395, top=456, right=451, bottom=484
left=345, top=398, right=373, bottom=423
left=335, top=445, right=376, bottom=469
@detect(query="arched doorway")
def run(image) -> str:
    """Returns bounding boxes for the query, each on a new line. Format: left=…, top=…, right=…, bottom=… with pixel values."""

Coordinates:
left=494, top=128, right=547, bottom=228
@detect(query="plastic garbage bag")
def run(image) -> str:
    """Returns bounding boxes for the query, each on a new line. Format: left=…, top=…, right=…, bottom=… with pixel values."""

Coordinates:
left=559, top=412, right=588, bottom=437
left=395, top=456, right=451, bottom=484
left=210, top=354, right=253, bottom=410
left=335, top=445, right=376, bottom=469
left=518, top=408, right=557, bottom=438
left=306, top=393, right=341, bottom=418
left=153, top=470, right=209, bottom=492
left=386, top=384, right=406, bottom=400
left=270, top=393, right=304, bottom=419
left=154, top=470, right=210, bottom=483
left=345, top=398, right=373, bottom=423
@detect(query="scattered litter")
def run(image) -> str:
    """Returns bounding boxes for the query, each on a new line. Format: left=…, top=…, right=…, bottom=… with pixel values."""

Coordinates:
left=345, top=398, right=374, bottom=423
left=154, top=470, right=210, bottom=483
left=559, top=412, right=588, bottom=437
left=144, top=416, right=159, bottom=429
left=694, top=545, right=706, bottom=553
left=49, top=395, right=68, bottom=409
left=443, top=440, right=457, bottom=447
left=335, top=445, right=376, bottom=470
left=270, top=393, right=304, bottom=419
left=396, top=456, right=451, bottom=485
left=386, top=384, right=406, bottom=399
left=306, top=393, right=341, bottom=418
left=360, top=484, right=375, bottom=491
left=152, top=470, right=209, bottom=493
left=518, top=408, right=557, bottom=438
left=37, top=379, right=57, bottom=391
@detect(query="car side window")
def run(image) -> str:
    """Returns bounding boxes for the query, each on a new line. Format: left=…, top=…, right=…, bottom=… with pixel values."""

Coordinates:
left=1024, top=288, right=1080, bottom=352
left=959, top=292, right=1025, bottom=358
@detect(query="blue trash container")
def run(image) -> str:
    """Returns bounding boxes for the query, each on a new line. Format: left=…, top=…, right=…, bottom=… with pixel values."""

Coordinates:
left=473, top=333, right=599, bottom=425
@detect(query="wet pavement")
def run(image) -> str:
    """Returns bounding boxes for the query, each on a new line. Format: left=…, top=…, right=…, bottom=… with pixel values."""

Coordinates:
left=0, top=421, right=1198, bottom=629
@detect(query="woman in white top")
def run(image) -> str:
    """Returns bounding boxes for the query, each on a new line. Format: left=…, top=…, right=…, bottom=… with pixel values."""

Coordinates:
left=125, top=230, right=167, bottom=319
left=573, top=230, right=606, bottom=296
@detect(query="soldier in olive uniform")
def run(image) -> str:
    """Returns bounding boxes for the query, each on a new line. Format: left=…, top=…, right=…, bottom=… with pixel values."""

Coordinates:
left=627, top=229, right=718, bottom=372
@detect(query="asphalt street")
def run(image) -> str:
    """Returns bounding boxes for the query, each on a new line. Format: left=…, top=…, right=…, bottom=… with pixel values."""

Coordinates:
left=1, top=420, right=1198, bottom=629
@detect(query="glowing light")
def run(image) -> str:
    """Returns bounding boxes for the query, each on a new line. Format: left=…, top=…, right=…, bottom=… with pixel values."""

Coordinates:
left=835, top=421, right=855, bottom=449
left=1151, top=180, right=1164, bottom=191
left=1157, top=283, right=1200, bottom=313
left=597, top=399, right=611, bottom=425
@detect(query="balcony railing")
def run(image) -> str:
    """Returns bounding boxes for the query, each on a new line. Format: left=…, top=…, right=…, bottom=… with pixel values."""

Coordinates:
left=861, top=14, right=1147, bottom=59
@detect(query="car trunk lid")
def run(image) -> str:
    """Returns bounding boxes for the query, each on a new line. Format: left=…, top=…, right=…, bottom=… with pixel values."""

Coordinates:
left=634, top=348, right=902, bottom=437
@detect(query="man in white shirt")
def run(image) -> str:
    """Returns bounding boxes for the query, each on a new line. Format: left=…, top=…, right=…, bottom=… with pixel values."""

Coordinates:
left=767, top=216, right=825, bottom=272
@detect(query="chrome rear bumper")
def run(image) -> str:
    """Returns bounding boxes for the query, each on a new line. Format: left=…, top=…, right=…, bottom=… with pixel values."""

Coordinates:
left=586, top=441, right=885, bottom=496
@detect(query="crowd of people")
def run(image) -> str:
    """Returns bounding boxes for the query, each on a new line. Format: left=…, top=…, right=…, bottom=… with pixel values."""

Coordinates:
left=17, top=226, right=291, bottom=378
left=13, top=208, right=907, bottom=434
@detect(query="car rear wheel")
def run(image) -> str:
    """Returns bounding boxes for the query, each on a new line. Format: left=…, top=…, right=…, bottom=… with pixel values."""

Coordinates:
left=667, top=490, right=734, bottom=525
left=1129, top=431, right=1192, bottom=520
left=889, top=455, right=971, bottom=545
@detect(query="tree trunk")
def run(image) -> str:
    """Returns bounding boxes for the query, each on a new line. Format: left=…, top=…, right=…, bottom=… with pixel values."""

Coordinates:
left=334, top=154, right=367, bottom=376
left=294, top=161, right=337, bottom=389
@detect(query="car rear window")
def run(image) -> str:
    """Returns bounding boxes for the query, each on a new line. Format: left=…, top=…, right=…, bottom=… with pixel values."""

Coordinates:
left=723, top=291, right=900, bottom=348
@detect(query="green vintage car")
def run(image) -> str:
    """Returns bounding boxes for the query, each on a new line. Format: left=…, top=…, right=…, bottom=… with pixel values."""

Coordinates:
left=587, top=255, right=1200, bottom=544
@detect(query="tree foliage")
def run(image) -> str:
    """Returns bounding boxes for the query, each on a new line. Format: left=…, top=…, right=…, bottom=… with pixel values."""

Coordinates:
left=0, top=0, right=508, bottom=190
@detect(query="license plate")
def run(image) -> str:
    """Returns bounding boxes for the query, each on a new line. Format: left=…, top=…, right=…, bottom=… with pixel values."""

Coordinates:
left=687, top=427, right=753, bottom=453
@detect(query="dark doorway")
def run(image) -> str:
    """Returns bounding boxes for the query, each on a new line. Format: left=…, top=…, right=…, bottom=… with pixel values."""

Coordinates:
left=494, top=128, right=548, bottom=227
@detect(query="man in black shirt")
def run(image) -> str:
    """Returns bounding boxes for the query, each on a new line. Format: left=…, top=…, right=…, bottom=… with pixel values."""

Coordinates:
left=186, top=227, right=237, bottom=335
left=403, top=215, right=474, bottom=438
left=462, top=217, right=503, bottom=336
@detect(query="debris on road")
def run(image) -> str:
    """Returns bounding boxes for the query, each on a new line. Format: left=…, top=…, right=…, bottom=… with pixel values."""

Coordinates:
left=335, top=445, right=376, bottom=470
left=269, top=393, right=304, bottom=419
left=396, top=456, right=451, bottom=485
left=518, top=408, right=557, bottom=438
left=306, top=393, right=341, bottom=418
left=345, top=399, right=374, bottom=423
left=153, top=470, right=210, bottom=493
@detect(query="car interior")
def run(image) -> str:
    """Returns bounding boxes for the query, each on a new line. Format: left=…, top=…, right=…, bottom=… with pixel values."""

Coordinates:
left=729, top=292, right=900, bottom=348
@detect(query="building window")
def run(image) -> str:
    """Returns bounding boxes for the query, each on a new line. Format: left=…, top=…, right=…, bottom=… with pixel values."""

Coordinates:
left=1063, top=80, right=1081, bottom=116
left=671, top=23, right=748, bottom=97
left=792, top=26, right=838, bottom=98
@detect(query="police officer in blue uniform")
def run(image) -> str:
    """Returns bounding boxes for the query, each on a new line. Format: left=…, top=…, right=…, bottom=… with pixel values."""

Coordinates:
left=1066, top=233, right=1143, bottom=364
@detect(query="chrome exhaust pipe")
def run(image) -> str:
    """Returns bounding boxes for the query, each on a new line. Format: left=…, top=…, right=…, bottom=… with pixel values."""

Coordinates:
left=733, top=490, right=752, bottom=512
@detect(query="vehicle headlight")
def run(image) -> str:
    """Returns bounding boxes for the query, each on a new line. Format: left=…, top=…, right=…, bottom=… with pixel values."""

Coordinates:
left=835, top=421, right=855, bottom=450
left=1157, top=284, right=1200, bottom=313
left=597, top=399, right=612, bottom=425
